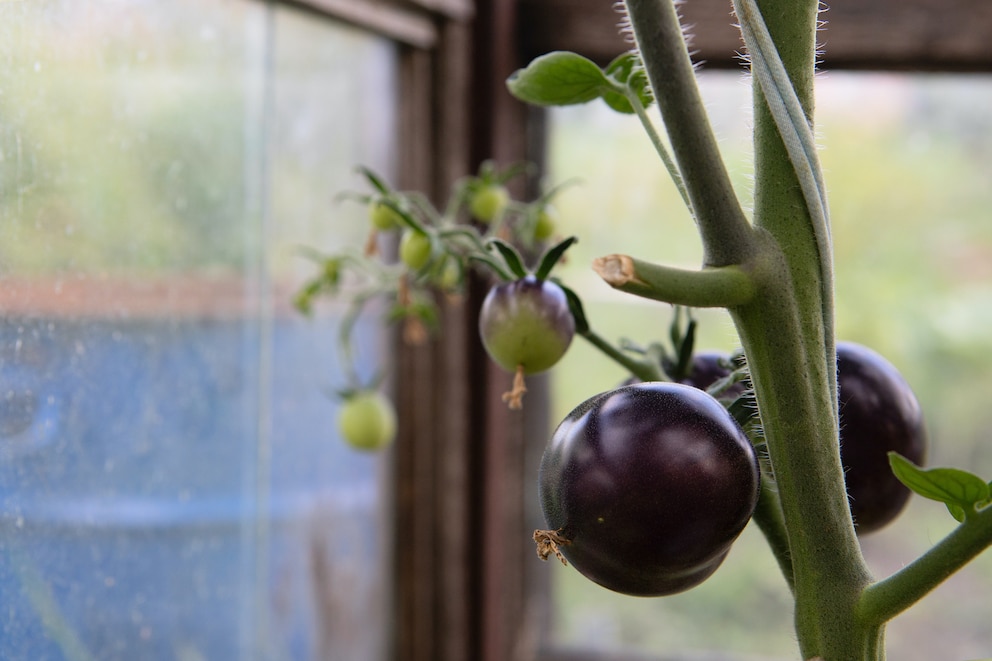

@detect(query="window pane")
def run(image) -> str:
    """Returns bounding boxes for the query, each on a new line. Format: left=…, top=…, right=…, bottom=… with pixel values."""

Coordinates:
left=0, top=2, right=396, bottom=659
left=543, top=72, right=992, bottom=660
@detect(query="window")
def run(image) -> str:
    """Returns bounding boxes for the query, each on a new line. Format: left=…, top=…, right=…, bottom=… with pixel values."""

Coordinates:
left=0, top=2, right=398, bottom=658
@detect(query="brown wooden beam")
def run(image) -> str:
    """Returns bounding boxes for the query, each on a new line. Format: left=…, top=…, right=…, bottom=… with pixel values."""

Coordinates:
left=519, top=0, right=992, bottom=72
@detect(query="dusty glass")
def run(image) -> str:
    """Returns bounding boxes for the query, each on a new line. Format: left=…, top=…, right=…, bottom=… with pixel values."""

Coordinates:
left=0, top=2, right=397, bottom=659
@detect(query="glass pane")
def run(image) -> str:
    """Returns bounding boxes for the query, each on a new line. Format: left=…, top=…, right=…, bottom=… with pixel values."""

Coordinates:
left=0, top=2, right=396, bottom=660
left=543, top=71, right=992, bottom=660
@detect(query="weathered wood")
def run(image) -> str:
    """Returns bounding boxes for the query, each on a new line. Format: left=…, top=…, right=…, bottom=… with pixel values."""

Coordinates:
left=519, top=0, right=992, bottom=71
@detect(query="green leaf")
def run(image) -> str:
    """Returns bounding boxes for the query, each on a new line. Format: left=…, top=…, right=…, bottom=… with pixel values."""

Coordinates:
left=674, top=317, right=697, bottom=380
left=534, top=235, right=578, bottom=281
left=601, top=52, right=654, bottom=114
left=507, top=51, right=610, bottom=107
left=556, top=282, right=589, bottom=335
left=889, top=453, right=990, bottom=518
left=486, top=238, right=528, bottom=280
left=356, top=166, right=392, bottom=194
left=946, top=502, right=967, bottom=523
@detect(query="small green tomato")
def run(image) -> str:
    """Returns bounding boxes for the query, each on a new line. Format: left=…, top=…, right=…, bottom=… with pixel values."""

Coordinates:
left=368, top=200, right=403, bottom=231
left=469, top=183, right=509, bottom=223
left=399, top=230, right=433, bottom=270
left=534, top=207, right=556, bottom=241
left=435, top=257, right=462, bottom=291
left=338, top=391, right=397, bottom=451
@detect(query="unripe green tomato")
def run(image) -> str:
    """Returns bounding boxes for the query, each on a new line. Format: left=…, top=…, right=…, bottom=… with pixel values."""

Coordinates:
left=399, top=230, right=432, bottom=270
left=469, top=184, right=509, bottom=223
left=368, top=201, right=403, bottom=231
left=436, top=257, right=461, bottom=290
left=534, top=207, right=556, bottom=241
left=478, top=276, right=575, bottom=374
left=338, top=391, right=397, bottom=451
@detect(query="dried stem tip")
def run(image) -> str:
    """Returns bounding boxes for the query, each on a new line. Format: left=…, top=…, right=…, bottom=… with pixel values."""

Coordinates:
left=502, top=364, right=528, bottom=410
left=592, top=254, right=643, bottom=288
left=533, top=528, right=571, bottom=565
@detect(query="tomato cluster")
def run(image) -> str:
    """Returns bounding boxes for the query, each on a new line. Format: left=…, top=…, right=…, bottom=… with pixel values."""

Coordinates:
left=534, top=340, right=928, bottom=597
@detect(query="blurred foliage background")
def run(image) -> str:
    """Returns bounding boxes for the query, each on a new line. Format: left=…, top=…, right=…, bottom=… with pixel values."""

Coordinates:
left=544, top=71, right=992, bottom=660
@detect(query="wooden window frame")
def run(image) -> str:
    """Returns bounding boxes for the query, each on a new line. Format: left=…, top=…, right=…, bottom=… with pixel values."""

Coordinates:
left=276, top=2, right=540, bottom=660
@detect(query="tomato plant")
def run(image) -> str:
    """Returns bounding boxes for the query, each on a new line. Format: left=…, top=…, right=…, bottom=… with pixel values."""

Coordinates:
left=298, top=0, right=992, bottom=656
left=537, top=382, right=759, bottom=596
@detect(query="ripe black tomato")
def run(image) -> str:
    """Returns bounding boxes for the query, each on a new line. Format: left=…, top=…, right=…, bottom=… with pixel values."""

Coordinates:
left=478, top=276, right=575, bottom=375
left=837, top=341, right=927, bottom=534
left=539, top=382, right=760, bottom=596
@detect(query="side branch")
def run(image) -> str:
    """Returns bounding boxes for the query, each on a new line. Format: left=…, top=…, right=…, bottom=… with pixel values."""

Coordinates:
left=857, top=504, right=992, bottom=627
left=623, top=0, right=754, bottom=266
left=593, top=254, right=757, bottom=308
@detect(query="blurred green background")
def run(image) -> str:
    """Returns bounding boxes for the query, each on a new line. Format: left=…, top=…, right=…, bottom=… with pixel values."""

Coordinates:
left=544, top=71, right=992, bottom=660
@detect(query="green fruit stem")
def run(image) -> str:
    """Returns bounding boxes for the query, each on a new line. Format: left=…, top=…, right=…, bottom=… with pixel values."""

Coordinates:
left=858, top=502, right=992, bottom=628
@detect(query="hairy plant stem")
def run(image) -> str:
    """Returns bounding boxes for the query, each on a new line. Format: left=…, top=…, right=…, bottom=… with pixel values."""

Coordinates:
left=752, top=476, right=794, bottom=594
left=731, top=0, right=876, bottom=657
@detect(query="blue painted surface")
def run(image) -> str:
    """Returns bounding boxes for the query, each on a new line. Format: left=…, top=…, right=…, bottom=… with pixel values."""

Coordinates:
left=0, top=314, right=388, bottom=660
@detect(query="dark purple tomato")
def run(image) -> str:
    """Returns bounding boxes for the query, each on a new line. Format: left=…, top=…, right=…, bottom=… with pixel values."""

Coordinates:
left=478, top=276, right=575, bottom=374
left=837, top=342, right=928, bottom=534
left=539, top=382, right=760, bottom=596
left=679, top=351, right=746, bottom=398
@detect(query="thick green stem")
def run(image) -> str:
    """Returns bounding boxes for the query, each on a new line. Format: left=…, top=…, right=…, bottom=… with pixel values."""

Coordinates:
left=752, top=476, right=795, bottom=593
left=731, top=0, right=876, bottom=657
left=858, top=504, right=992, bottom=627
